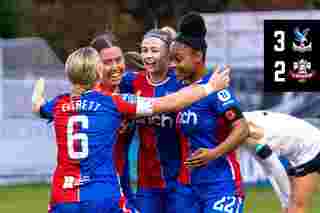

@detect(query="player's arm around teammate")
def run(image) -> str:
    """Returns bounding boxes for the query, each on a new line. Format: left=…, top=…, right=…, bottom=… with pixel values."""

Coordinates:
left=185, top=113, right=248, bottom=168
left=31, top=47, right=230, bottom=213
left=170, top=12, right=248, bottom=213
left=32, top=47, right=230, bottom=117
left=124, top=28, right=200, bottom=213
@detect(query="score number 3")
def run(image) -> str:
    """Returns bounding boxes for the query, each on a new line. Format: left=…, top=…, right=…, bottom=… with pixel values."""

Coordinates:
left=273, top=30, right=285, bottom=52
left=273, top=30, right=286, bottom=82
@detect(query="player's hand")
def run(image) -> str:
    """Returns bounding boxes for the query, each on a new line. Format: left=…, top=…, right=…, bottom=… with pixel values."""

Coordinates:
left=32, top=77, right=46, bottom=113
left=110, top=64, right=125, bottom=84
left=206, top=65, right=231, bottom=93
left=184, top=148, right=216, bottom=168
left=247, top=121, right=264, bottom=139
left=119, top=90, right=141, bottom=133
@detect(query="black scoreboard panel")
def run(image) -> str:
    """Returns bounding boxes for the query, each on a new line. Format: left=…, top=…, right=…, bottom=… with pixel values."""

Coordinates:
left=264, top=20, right=320, bottom=92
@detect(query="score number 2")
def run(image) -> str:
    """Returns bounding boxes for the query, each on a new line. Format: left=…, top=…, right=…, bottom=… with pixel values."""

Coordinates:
left=274, top=61, right=286, bottom=82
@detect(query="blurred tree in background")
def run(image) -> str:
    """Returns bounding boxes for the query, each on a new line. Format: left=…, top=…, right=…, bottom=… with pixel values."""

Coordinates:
left=0, top=0, right=18, bottom=38
left=0, top=0, right=33, bottom=38
left=310, top=0, right=320, bottom=8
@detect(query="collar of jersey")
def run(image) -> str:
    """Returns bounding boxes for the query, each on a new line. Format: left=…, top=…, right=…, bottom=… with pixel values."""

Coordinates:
left=146, top=72, right=171, bottom=86
left=83, top=90, right=94, bottom=94
left=72, top=90, right=95, bottom=98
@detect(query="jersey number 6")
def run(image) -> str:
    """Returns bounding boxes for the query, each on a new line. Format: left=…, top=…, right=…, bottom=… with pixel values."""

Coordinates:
left=67, top=115, right=89, bottom=160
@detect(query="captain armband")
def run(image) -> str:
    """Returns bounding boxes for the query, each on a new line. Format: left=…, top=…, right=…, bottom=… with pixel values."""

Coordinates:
left=222, top=107, right=244, bottom=124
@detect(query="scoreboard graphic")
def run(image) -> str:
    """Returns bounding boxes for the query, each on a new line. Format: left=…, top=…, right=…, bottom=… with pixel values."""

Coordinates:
left=264, top=20, right=320, bottom=92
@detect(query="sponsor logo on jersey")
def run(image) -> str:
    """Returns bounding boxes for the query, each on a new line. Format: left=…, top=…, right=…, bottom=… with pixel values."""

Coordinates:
left=136, top=113, right=175, bottom=128
left=177, top=110, right=198, bottom=125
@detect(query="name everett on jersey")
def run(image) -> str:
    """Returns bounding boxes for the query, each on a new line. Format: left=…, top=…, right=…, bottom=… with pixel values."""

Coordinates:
left=61, top=100, right=101, bottom=112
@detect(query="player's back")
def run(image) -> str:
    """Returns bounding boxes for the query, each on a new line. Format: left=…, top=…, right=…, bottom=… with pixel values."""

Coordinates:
left=41, top=90, right=125, bottom=203
left=244, top=111, right=320, bottom=166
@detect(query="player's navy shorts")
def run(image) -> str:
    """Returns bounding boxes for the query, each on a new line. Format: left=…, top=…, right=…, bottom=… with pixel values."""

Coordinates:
left=191, top=182, right=244, bottom=213
left=48, top=197, right=137, bottom=213
left=135, top=181, right=198, bottom=213
left=287, top=151, right=320, bottom=177
left=202, top=195, right=244, bottom=213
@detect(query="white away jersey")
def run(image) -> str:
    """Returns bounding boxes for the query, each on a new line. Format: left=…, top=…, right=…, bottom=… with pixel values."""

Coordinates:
left=244, top=111, right=320, bottom=166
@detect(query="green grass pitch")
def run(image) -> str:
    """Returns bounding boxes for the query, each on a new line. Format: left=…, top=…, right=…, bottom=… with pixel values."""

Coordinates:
left=0, top=184, right=319, bottom=212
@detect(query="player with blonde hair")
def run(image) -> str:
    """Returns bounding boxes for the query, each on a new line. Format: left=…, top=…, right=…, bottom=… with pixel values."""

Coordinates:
left=32, top=47, right=230, bottom=213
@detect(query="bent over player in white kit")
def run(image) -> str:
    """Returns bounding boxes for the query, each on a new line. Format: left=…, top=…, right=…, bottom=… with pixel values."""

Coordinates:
left=243, top=111, right=320, bottom=213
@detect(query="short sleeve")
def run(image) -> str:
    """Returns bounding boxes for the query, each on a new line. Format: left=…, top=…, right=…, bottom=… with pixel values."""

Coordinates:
left=209, top=88, right=242, bottom=114
left=39, top=96, right=60, bottom=120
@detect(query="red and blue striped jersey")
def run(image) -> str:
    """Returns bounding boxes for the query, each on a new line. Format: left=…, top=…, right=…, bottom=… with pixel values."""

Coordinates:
left=40, top=90, right=139, bottom=204
left=94, top=82, right=136, bottom=199
left=120, top=70, right=191, bottom=188
left=177, top=72, right=244, bottom=197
